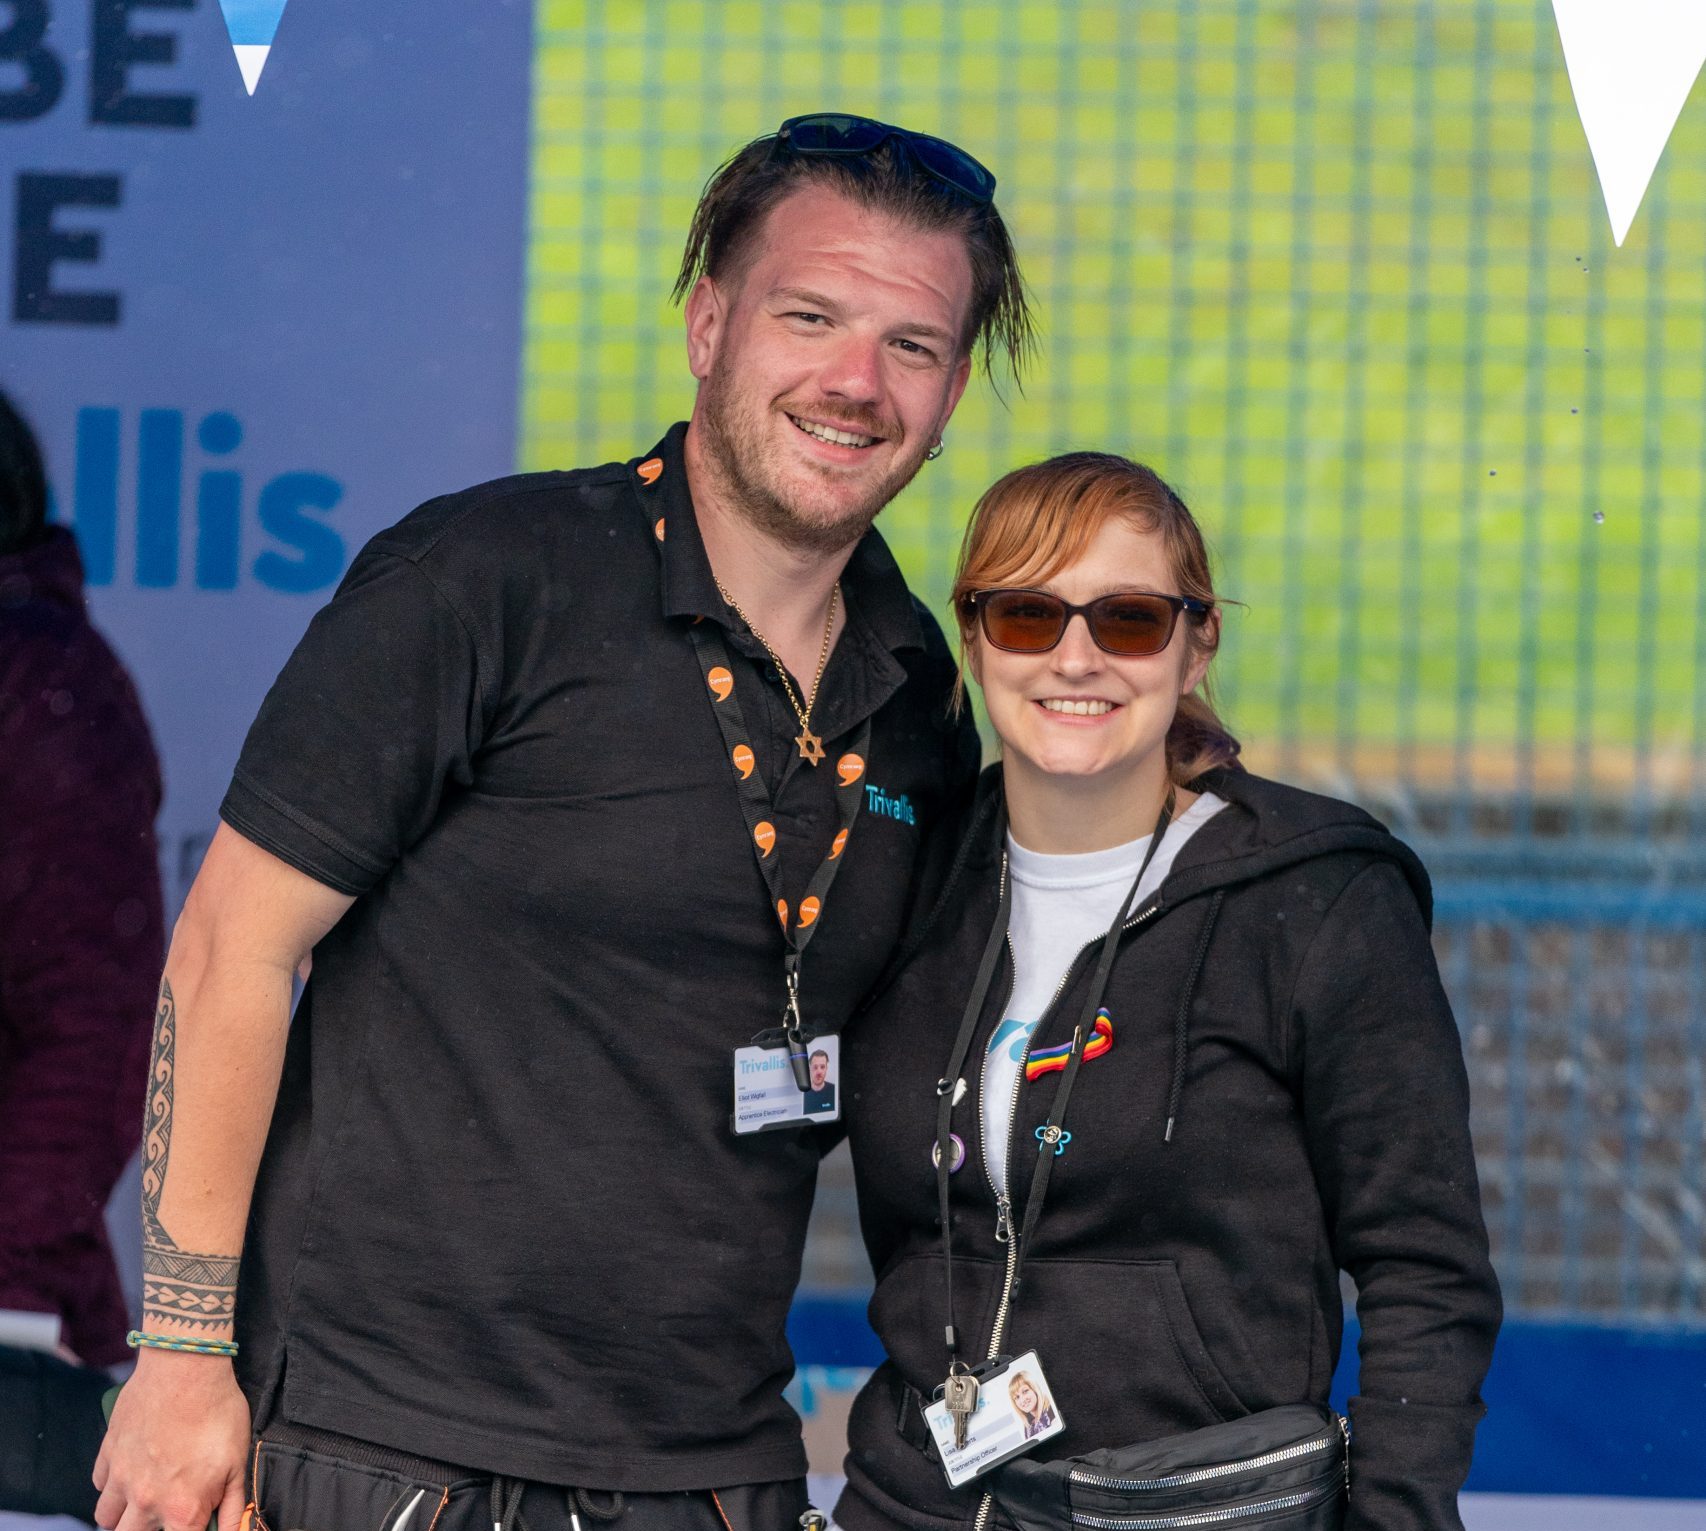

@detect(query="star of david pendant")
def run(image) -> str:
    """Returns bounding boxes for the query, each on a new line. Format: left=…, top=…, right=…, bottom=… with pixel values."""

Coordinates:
left=795, top=727, right=826, bottom=765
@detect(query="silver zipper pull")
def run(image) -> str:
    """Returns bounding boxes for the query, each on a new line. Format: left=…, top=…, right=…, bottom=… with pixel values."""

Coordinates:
left=994, top=1193, right=1013, bottom=1244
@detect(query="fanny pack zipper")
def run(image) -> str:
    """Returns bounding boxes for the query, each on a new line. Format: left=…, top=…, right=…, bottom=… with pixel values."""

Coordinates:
left=1069, top=1478, right=1340, bottom=1529
left=1069, top=1427, right=1338, bottom=1490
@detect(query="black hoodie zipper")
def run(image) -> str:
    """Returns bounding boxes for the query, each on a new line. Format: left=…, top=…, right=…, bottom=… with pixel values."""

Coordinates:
left=968, top=877, right=1166, bottom=1531
left=978, top=884, right=1165, bottom=1352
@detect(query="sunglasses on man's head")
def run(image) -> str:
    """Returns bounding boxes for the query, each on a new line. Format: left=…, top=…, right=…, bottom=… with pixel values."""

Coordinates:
left=774, top=114, right=997, bottom=204
left=961, top=587, right=1212, bottom=657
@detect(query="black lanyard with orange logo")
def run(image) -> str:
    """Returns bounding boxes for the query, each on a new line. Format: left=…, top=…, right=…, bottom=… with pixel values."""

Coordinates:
left=689, top=620, right=871, bottom=1087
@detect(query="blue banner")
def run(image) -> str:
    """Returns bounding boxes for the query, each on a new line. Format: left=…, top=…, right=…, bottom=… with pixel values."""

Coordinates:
left=4, top=0, right=534, bottom=907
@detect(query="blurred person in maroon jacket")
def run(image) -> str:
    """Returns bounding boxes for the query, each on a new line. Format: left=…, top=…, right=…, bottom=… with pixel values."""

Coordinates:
left=0, top=388, right=164, bottom=1520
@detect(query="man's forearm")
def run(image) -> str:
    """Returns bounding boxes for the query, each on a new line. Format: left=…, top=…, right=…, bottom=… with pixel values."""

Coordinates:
left=137, top=955, right=293, bottom=1340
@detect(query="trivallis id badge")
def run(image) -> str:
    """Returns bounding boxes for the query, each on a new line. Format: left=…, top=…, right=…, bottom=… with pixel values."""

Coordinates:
left=923, top=1350, right=1066, bottom=1487
left=732, top=1032, right=842, bottom=1134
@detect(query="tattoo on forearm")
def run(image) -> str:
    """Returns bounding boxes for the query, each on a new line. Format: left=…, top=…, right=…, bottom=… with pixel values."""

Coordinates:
left=143, top=1248, right=240, bottom=1325
left=139, top=978, right=242, bottom=1332
left=139, top=980, right=175, bottom=1244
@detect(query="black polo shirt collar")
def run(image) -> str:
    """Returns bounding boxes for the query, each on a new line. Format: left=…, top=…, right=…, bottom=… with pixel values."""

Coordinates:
left=639, top=421, right=925, bottom=658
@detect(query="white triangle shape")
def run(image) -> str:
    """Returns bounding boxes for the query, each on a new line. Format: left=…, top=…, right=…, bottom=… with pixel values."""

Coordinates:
left=233, top=43, right=270, bottom=96
left=1553, top=0, right=1706, bottom=244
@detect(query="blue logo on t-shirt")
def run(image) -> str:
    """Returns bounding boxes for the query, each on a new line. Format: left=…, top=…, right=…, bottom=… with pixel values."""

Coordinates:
left=864, top=784, right=917, bottom=825
left=988, top=1017, right=1040, bottom=1062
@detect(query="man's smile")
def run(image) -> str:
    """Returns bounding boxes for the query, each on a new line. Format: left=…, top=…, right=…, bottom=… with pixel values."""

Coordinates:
left=786, top=413, right=884, bottom=449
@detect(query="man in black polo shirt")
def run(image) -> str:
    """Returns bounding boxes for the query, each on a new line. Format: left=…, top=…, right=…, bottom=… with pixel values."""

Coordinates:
left=93, top=117, right=1031, bottom=1531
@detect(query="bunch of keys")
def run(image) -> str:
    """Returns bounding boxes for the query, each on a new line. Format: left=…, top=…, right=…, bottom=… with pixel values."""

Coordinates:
left=942, top=1367, right=981, bottom=1448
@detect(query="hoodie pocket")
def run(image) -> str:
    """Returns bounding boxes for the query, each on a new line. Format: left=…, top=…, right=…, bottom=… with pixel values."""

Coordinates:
left=869, top=1248, right=1001, bottom=1384
left=1006, top=1258, right=1249, bottom=1446
left=861, top=1250, right=1001, bottom=1465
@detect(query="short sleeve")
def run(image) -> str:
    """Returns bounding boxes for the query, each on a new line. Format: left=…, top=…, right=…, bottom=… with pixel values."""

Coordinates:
left=219, top=551, right=489, bottom=895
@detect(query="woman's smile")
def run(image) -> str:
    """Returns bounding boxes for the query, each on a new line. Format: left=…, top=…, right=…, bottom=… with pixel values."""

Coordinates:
left=1034, top=696, right=1121, bottom=721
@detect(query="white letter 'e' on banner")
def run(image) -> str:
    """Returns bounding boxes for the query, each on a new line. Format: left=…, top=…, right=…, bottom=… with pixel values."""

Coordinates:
left=1552, top=0, right=1706, bottom=245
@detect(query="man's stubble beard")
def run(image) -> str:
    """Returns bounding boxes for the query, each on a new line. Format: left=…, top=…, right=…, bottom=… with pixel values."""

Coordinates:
left=696, top=363, right=931, bottom=557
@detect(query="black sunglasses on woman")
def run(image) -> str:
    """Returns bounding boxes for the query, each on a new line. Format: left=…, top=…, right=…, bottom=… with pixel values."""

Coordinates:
left=959, top=586, right=1212, bottom=657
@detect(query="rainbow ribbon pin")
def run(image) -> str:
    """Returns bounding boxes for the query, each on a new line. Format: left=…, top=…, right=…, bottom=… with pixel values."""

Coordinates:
left=1024, top=1008, right=1114, bottom=1080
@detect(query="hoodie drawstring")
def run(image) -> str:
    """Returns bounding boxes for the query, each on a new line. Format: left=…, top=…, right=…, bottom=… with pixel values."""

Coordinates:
left=490, top=1477, right=626, bottom=1531
left=1164, top=889, right=1224, bottom=1144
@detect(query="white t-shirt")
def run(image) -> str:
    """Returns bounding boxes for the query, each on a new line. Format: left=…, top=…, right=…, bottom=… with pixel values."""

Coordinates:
left=980, top=791, right=1228, bottom=1195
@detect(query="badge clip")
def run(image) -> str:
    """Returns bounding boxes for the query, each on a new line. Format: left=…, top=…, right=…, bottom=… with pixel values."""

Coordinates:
left=784, top=968, right=812, bottom=1091
left=921, top=1349, right=1064, bottom=1487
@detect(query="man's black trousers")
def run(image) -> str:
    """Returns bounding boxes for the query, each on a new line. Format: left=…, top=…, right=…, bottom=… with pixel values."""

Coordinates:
left=252, top=1422, right=811, bottom=1531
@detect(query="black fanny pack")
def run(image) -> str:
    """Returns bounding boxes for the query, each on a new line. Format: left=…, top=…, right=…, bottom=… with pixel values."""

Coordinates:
left=991, top=1404, right=1348, bottom=1531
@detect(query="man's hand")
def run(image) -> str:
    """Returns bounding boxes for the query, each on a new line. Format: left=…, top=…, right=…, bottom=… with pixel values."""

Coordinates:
left=92, top=1350, right=251, bottom=1531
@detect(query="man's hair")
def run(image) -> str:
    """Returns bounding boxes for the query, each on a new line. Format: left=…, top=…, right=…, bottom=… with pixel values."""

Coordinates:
left=0, top=389, right=49, bottom=558
left=810, top=1049, right=829, bottom=1065
left=674, top=133, right=1034, bottom=381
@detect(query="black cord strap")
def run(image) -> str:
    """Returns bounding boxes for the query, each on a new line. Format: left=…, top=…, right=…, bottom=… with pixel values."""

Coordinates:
left=935, top=806, right=1013, bottom=1358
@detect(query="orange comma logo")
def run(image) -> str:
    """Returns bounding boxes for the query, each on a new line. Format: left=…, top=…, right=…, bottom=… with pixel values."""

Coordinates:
left=836, top=753, right=865, bottom=787
left=798, top=895, right=821, bottom=928
left=732, top=744, right=755, bottom=779
left=638, top=458, right=663, bottom=485
left=829, top=828, right=849, bottom=859
left=707, top=666, right=733, bottom=701
left=754, top=820, right=776, bottom=856
left=776, top=899, right=788, bottom=928
left=654, top=518, right=666, bottom=542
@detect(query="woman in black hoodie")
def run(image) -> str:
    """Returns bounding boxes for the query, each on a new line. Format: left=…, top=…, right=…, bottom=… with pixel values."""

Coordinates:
left=836, top=454, right=1500, bottom=1531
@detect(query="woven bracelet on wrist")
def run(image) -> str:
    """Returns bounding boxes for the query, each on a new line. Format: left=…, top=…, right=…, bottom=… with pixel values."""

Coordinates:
left=126, top=1330, right=239, bottom=1357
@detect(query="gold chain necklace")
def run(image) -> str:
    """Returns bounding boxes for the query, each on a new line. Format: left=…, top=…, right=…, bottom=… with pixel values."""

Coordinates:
left=714, top=579, right=840, bottom=765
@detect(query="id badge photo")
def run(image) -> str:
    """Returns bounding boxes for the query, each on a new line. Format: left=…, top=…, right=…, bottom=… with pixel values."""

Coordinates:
left=922, top=1351, right=1065, bottom=1488
left=731, top=1033, right=842, bottom=1134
